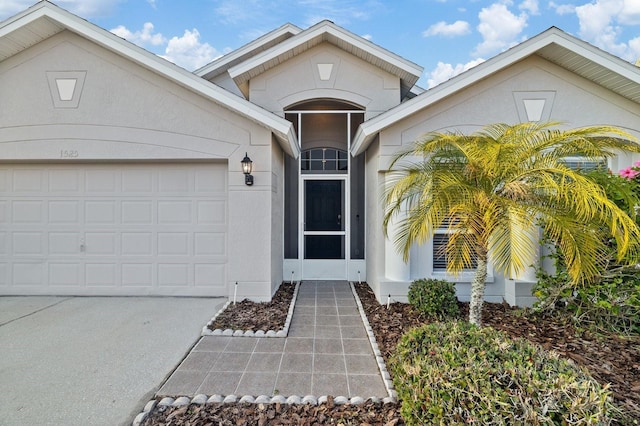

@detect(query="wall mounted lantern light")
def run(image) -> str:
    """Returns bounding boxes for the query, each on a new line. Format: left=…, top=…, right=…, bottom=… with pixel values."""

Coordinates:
left=241, top=152, right=253, bottom=186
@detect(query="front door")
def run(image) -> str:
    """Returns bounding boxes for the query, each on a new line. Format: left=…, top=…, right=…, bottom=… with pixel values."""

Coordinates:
left=302, top=178, right=347, bottom=278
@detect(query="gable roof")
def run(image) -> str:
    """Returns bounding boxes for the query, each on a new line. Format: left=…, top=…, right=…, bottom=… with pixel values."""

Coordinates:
left=352, top=26, right=640, bottom=156
left=226, top=19, right=423, bottom=99
left=0, top=1, right=299, bottom=157
left=195, top=23, right=302, bottom=82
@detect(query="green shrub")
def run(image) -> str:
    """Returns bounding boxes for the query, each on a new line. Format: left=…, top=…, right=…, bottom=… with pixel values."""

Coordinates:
left=533, top=270, right=640, bottom=335
left=407, top=278, right=459, bottom=320
left=390, top=321, right=615, bottom=425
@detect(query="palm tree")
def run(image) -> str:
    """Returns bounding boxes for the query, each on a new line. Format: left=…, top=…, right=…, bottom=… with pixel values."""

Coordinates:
left=383, top=121, right=640, bottom=326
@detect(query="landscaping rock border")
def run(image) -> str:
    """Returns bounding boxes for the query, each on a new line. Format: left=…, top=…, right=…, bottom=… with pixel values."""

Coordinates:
left=200, top=281, right=300, bottom=337
left=349, top=281, right=397, bottom=400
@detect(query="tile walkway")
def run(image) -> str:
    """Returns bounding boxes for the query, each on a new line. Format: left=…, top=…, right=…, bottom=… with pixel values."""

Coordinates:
left=157, top=280, right=387, bottom=398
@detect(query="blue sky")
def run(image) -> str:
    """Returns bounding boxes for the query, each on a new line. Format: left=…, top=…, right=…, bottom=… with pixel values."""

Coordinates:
left=2, top=1, right=640, bottom=88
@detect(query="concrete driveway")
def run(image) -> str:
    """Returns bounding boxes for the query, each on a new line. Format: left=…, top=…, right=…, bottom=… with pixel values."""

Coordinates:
left=0, top=296, right=224, bottom=426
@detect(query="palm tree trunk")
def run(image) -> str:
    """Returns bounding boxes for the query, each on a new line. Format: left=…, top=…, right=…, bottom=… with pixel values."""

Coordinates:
left=469, top=255, right=488, bottom=326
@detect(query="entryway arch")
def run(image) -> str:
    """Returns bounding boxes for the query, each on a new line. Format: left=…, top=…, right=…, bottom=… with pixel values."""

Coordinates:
left=283, top=99, right=366, bottom=281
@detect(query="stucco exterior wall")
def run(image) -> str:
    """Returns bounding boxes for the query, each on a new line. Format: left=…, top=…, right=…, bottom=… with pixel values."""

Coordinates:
left=364, top=137, right=383, bottom=299
left=0, top=30, right=281, bottom=300
left=270, top=137, right=285, bottom=295
left=247, top=43, right=401, bottom=117
left=0, top=31, right=257, bottom=161
left=375, top=55, right=640, bottom=304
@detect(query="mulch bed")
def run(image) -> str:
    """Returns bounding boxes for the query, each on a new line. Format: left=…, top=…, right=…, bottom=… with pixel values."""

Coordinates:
left=143, top=281, right=639, bottom=425
left=206, top=282, right=296, bottom=332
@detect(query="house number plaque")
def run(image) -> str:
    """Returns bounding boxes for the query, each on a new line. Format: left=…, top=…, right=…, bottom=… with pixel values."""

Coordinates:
left=60, top=150, right=79, bottom=158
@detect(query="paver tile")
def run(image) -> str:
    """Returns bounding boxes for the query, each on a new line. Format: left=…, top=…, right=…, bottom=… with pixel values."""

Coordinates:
left=315, top=325, right=341, bottom=338
left=193, top=336, right=231, bottom=351
left=345, top=354, right=379, bottom=374
left=312, top=373, right=349, bottom=396
left=198, top=372, right=243, bottom=395
left=157, top=371, right=207, bottom=396
left=280, top=353, right=313, bottom=373
left=224, top=338, right=258, bottom=353
left=339, top=315, right=363, bottom=326
left=179, top=351, right=221, bottom=371
left=284, top=338, right=314, bottom=353
left=291, top=314, right=315, bottom=325
left=314, top=354, right=346, bottom=374
left=315, top=315, right=339, bottom=326
left=316, top=306, right=338, bottom=315
left=314, top=338, right=343, bottom=354
left=288, top=325, right=315, bottom=337
left=340, top=325, right=365, bottom=338
left=255, top=338, right=286, bottom=353
left=211, top=352, right=251, bottom=372
left=236, top=372, right=278, bottom=395
left=246, top=352, right=283, bottom=371
left=347, top=374, right=387, bottom=397
left=275, top=373, right=312, bottom=396
left=343, top=339, right=372, bottom=355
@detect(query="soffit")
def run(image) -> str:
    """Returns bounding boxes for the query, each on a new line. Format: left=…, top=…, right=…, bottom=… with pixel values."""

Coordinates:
left=351, top=27, right=640, bottom=156
left=0, top=16, right=65, bottom=61
left=536, top=43, right=640, bottom=104
left=195, top=23, right=302, bottom=81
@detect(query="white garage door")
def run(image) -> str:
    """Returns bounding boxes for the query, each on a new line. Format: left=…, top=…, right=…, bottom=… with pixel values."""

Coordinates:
left=0, top=163, right=227, bottom=296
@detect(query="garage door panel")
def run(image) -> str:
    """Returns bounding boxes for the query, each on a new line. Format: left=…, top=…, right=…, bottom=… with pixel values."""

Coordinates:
left=13, top=201, right=43, bottom=223
left=85, top=263, right=116, bottom=286
left=49, top=263, right=81, bottom=286
left=49, top=169, right=81, bottom=192
left=122, top=263, right=153, bottom=286
left=86, top=169, right=118, bottom=192
left=85, top=201, right=117, bottom=224
left=13, top=169, right=44, bottom=192
left=158, top=264, right=189, bottom=287
left=49, top=232, right=81, bottom=254
left=121, top=232, right=151, bottom=255
left=122, top=201, right=153, bottom=224
left=49, top=200, right=80, bottom=223
left=13, top=263, right=43, bottom=286
left=86, top=232, right=117, bottom=255
left=122, top=169, right=153, bottom=192
left=13, top=232, right=43, bottom=255
left=158, top=201, right=191, bottom=224
left=0, top=163, right=228, bottom=296
left=158, top=233, right=189, bottom=255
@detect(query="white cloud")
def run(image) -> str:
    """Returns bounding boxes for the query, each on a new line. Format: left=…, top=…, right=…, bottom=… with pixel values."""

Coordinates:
left=162, top=29, right=221, bottom=70
left=519, top=0, right=539, bottom=15
left=549, top=2, right=576, bottom=15
left=427, top=58, right=485, bottom=88
left=56, top=0, right=123, bottom=18
left=473, top=2, right=528, bottom=57
left=361, top=34, right=373, bottom=41
left=423, top=20, right=471, bottom=37
left=0, top=0, right=122, bottom=20
left=110, top=23, right=166, bottom=47
left=575, top=0, right=640, bottom=61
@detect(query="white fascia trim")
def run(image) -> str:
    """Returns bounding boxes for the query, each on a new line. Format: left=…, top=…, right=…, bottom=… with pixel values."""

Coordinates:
left=229, top=21, right=423, bottom=81
left=3, top=2, right=299, bottom=157
left=351, top=28, right=640, bottom=156
left=194, top=23, right=302, bottom=78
